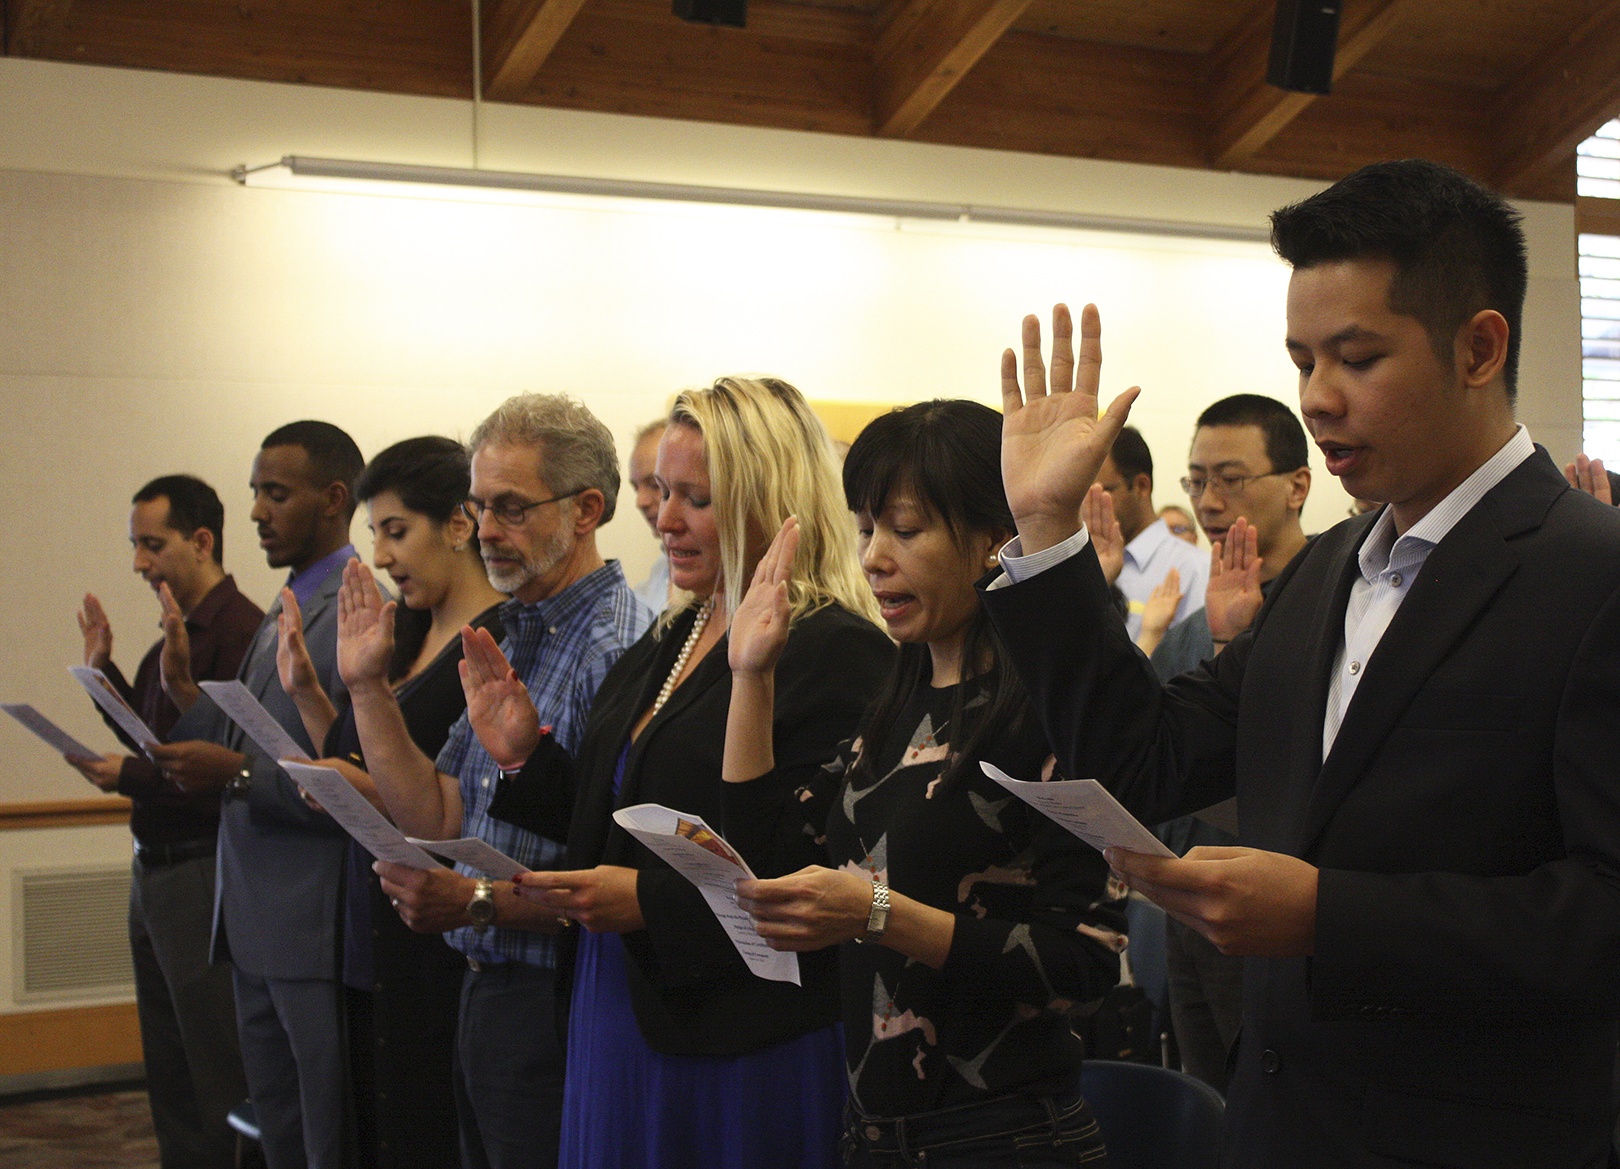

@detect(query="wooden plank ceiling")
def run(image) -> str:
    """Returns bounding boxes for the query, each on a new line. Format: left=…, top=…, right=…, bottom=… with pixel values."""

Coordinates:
left=5, top=0, right=1620, bottom=203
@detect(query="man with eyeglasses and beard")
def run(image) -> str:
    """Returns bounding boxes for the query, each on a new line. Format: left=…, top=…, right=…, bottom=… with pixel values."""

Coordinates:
left=339, top=393, right=650, bottom=1169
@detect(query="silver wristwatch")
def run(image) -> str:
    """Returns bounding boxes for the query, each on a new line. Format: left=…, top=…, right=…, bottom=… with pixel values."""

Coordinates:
left=467, top=878, right=496, bottom=934
left=858, top=881, right=890, bottom=943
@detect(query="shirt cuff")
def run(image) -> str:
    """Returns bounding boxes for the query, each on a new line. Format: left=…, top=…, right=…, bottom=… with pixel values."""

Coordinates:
left=986, top=528, right=1093, bottom=590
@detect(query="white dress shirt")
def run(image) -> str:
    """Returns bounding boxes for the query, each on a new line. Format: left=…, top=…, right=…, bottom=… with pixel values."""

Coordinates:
left=996, top=425, right=1537, bottom=759
left=1321, top=425, right=1534, bottom=756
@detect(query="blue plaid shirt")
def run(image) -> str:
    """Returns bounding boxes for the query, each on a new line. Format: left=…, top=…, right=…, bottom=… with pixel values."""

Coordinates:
left=437, top=561, right=652, bottom=966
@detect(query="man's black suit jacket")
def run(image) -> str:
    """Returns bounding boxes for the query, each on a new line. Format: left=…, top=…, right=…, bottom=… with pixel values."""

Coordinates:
left=983, top=449, right=1620, bottom=1169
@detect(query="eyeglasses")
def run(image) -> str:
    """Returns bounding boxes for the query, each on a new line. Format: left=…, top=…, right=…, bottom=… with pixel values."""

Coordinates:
left=466, top=490, right=583, bottom=528
left=1179, top=470, right=1290, bottom=499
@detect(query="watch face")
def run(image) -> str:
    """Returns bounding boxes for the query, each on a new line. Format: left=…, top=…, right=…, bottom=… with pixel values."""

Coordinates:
left=468, top=887, right=496, bottom=928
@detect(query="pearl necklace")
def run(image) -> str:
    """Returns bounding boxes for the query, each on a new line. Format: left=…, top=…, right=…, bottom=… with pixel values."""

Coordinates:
left=651, top=599, right=714, bottom=716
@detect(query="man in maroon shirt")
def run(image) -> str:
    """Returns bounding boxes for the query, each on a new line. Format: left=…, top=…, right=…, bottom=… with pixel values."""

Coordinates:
left=72, top=474, right=264, bottom=1169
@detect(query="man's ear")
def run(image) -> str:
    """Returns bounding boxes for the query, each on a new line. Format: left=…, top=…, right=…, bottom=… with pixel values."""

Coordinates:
left=1132, top=473, right=1153, bottom=497
left=1457, top=309, right=1510, bottom=392
left=190, top=527, right=217, bottom=563
left=572, top=489, right=607, bottom=534
left=1285, top=467, right=1311, bottom=514
left=322, top=481, right=352, bottom=521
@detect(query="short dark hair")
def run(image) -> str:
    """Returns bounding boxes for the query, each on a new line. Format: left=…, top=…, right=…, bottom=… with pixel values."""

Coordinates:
left=1194, top=394, right=1310, bottom=474
left=260, top=421, right=365, bottom=517
left=1109, top=426, right=1153, bottom=485
left=132, top=475, right=226, bottom=564
left=1270, top=159, right=1528, bottom=401
left=355, top=436, right=472, bottom=524
left=843, top=399, right=1030, bottom=794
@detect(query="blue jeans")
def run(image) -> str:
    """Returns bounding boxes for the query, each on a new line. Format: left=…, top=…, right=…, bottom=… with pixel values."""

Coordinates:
left=843, top=1087, right=1107, bottom=1167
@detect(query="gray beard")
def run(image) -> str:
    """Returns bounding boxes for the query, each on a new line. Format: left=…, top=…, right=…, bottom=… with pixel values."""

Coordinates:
left=483, top=525, right=573, bottom=596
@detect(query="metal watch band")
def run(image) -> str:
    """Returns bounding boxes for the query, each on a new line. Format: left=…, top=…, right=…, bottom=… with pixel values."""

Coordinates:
left=861, top=881, right=891, bottom=943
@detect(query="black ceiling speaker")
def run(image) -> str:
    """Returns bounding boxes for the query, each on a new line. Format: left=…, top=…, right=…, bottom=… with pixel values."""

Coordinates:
left=1267, top=0, right=1342, bottom=95
left=674, top=0, right=746, bottom=28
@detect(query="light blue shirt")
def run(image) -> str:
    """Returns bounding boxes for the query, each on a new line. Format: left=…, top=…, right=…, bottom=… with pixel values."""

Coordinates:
left=1116, top=518, right=1208, bottom=638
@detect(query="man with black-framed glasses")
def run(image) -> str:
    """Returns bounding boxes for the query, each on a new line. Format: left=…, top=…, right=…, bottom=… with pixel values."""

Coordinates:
left=342, top=392, right=651, bottom=1169
left=1149, top=393, right=1312, bottom=1095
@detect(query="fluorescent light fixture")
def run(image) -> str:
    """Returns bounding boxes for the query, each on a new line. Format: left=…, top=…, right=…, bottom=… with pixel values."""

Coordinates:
left=231, top=155, right=1271, bottom=243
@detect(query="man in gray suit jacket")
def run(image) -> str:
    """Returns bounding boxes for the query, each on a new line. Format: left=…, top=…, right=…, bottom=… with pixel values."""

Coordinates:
left=154, top=421, right=366, bottom=1169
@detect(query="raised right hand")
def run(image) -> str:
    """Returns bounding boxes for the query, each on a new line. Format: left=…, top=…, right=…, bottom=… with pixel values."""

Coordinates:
left=460, top=626, right=540, bottom=771
left=336, top=558, right=395, bottom=690
left=157, top=584, right=201, bottom=712
left=1000, top=304, right=1140, bottom=554
left=1079, top=485, right=1125, bottom=586
left=276, top=588, right=324, bottom=700
left=729, top=517, right=798, bottom=676
left=1564, top=453, right=1612, bottom=504
left=1205, top=518, right=1264, bottom=646
left=77, top=594, right=113, bottom=670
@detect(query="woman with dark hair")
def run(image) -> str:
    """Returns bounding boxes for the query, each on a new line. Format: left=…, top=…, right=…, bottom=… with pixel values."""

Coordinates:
left=722, top=399, right=1125, bottom=1167
left=278, top=435, right=504, bottom=1169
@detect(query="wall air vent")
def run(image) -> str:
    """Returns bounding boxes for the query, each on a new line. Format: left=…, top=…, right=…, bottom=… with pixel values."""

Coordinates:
left=13, top=866, right=133, bottom=1001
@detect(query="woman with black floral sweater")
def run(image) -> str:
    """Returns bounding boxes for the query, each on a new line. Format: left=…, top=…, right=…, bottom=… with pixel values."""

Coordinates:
left=722, top=400, right=1127, bottom=1167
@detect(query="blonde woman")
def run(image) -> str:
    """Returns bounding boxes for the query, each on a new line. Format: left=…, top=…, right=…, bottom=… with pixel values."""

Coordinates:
left=514, top=377, right=893, bottom=1169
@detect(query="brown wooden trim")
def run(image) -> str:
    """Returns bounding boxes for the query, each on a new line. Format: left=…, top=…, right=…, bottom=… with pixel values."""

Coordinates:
left=1208, top=0, right=1420, bottom=170
left=1578, top=196, right=1620, bottom=239
left=0, top=798, right=131, bottom=831
left=0, top=1002, right=141, bottom=1076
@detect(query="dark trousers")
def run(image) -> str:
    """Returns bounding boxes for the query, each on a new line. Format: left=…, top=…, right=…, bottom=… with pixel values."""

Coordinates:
left=233, top=969, right=353, bottom=1169
left=845, top=1088, right=1107, bottom=1167
left=1166, top=917, right=1244, bottom=1094
left=455, top=961, right=564, bottom=1169
left=130, top=853, right=247, bottom=1169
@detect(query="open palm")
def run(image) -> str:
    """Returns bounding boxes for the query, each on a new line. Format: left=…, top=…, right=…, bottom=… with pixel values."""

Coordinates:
left=336, top=558, right=395, bottom=689
left=1205, top=518, right=1264, bottom=644
left=1000, top=304, right=1140, bottom=553
left=730, top=518, right=798, bottom=676
left=461, top=625, right=540, bottom=771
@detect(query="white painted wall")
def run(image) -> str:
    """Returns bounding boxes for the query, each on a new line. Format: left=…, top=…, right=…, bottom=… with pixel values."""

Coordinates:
left=0, top=58, right=1581, bottom=1014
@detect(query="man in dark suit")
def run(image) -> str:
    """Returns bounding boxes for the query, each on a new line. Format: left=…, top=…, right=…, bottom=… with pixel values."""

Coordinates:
left=153, top=421, right=365, bottom=1169
left=983, top=160, right=1620, bottom=1167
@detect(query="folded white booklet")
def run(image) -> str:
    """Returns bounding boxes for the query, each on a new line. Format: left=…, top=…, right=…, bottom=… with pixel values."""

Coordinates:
left=3, top=703, right=101, bottom=761
left=980, top=762, right=1176, bottom=859
left=407, top=836, right=528, bottom=881
left=281, top=761, right=440, bottom=869
left=612, top=803, right=800, bottom=985
left=68, top=666, right=160, bottom=753
left=199, top=680, right=311, bottom=764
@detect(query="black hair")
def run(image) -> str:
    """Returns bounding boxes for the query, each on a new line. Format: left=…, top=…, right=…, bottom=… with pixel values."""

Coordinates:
left=842, top=400, right=1031, bottom=791
left=260, top=421, right=365, bottom=518
left=1270, top=159, right=1528, bottom=402
left=132, top=474, right=226, bottom=564
left=354, top=436, right=472, bottom=523
left=355, top=436, right=481, bottom=681
left=1109, top=426, right=1153, bottom=485
left=1194, top=394, right=1310, bottom=474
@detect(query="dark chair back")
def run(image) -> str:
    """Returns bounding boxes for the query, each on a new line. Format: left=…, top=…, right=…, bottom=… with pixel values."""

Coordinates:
left=1080, top=1059, right=1224, bottom=1169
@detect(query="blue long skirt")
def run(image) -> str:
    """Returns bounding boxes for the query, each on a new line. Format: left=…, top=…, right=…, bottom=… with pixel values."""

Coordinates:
left=560, top=926, right=846, bottom=1168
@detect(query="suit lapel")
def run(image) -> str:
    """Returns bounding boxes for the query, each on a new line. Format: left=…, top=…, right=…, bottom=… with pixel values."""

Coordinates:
left=1282, top=520, right=1367, bottom=816
left=615, top=630, right=729, bottom=812
left=243, top=593, right=284, bottom=698
left=1293, top=453, right=1562, bottom=857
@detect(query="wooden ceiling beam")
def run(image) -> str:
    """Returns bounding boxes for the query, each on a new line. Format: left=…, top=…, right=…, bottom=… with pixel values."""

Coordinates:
left=1206, top=0, right=1418, bottom=171
left=873, top=0, right=1033, bottom=138
left=482, top=0, right=592, bottom=100
left=4, top=0, right=75, bottom=56
left=1491, top=0, right=1620, bottom=196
